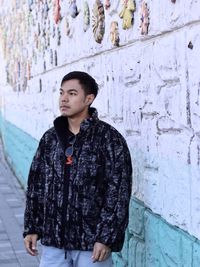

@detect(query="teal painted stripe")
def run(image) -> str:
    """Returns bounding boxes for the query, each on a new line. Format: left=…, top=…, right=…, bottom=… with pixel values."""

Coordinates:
left=0, top=113, right=38, bottom=187
left=113, top=197, right=200, bottom=267
left=0, top=111, right=3, bottom=136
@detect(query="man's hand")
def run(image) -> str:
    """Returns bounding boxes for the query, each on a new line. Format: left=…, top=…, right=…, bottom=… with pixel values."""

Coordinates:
left=92, top=242, right=111, bottom=262
left=24, top=234, right=39, bottom=256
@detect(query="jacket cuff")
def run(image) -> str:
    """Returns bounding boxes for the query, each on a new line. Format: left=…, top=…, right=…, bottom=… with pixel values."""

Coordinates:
left=23, top=228, right=41, bottom=240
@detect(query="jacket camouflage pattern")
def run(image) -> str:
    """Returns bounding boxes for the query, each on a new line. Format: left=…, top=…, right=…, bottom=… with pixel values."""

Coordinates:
left=23, top=108, right=132, bottom=252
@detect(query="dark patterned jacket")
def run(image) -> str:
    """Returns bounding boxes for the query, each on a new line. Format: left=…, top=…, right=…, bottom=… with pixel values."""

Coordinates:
left=23, top=108, right=132, bottom=252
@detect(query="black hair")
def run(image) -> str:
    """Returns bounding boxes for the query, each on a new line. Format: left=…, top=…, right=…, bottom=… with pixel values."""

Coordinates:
left=61, top=71, right=99, bottom=97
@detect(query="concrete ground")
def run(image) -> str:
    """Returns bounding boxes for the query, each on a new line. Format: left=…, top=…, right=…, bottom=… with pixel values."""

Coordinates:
left=0, top=140, right=41, bottom=267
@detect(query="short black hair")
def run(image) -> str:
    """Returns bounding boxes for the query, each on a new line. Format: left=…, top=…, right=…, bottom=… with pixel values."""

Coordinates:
left=61, top=71, right=99, bottom=97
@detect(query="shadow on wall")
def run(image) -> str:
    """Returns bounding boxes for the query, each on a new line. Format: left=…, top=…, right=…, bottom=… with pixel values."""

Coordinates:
left=112, top=197, right=200, bottom=267
left=0, top=112, right=38, bottom=188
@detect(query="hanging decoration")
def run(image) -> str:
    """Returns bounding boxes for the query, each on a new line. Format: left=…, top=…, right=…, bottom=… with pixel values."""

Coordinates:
left=50, top=49, right=53, bottom=64
left=54, top=50, right=58, bottom=66
left=52, top=24, right=56, bottom=38
left=53, top=0, right=61, bottom=24
left=28, top=0, right=33, bottom=11
left=69, top=0, right=79, bottom=18
left=92, top=0, right=105, bottom=44
left=44, top=60, right=47, bottom=72
left=188, top=41, right=193, bottom=50
left=57, top=27, right=61, bottom=45
left=43, top=0, right=49, bottom=19
left=27, top=61, right=31, bottom=80
left=105, top=0, right=111, bottom=10
left=110, top=21, right=120, bottom=46
left=39, top=79, right=42, bottom=92
left=140, top=1, right=149, bottom=35
left=0, top=0, right=151, bottom=92
left=83, top=1, right=90, bottom=32
left=119, top=0, right=135, bottom=30
left=65, top=17, right=73, bottom=37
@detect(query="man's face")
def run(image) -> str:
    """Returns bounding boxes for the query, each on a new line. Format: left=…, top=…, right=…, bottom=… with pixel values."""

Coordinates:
left=59, top=79, right=94, bottom=118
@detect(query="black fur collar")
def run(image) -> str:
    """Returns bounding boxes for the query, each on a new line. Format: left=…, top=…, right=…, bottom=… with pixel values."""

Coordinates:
left=53, top=107, right=98, bottom=150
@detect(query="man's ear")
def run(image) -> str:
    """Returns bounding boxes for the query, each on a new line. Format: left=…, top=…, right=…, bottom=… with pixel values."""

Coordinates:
left=86, top=94, right=95, bottom=105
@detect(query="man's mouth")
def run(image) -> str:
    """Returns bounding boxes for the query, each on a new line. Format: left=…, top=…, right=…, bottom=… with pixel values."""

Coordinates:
left=60, top=105, right=70, bottom=109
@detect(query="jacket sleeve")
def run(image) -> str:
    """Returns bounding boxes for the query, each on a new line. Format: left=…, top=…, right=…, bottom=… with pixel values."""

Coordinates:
left=23, top=135, right=46, bottom=239
left=95, top=131, right=132, bottom=250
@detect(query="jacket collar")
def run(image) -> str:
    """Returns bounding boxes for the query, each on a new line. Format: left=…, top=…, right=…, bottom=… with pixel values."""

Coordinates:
left=54, top=107, right=98, bottom=150
left=80, top=107, right=98, bottom=132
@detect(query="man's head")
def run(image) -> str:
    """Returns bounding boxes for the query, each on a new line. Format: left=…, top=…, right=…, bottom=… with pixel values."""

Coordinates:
left=59, top=71, right=99, bottom=118
left=61, top=71, right=99, bottom=97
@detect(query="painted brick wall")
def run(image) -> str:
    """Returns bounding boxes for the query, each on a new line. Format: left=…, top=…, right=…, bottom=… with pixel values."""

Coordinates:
left=0, top=0, right=200, bottom=266
left=113, top=198, right=200, bottom=267
left=0, top=117, right=38, bottom=187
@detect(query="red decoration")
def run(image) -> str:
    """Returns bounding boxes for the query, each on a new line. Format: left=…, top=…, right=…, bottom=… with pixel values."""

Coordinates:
left=53, top=0, right=61, bottom=24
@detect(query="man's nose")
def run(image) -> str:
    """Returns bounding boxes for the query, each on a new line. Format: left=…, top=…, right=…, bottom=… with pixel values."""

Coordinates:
left=61, top=94, right=69, bottom=102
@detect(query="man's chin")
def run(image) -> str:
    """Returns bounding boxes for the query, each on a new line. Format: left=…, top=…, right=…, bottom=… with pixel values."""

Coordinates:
left=60, top=111, right=74, bottom=118
left=60, top=112, right=69, bottom=117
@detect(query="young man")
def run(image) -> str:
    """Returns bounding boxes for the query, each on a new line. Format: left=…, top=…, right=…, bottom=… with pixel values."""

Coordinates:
left=23, top=71, right=132, bottom=267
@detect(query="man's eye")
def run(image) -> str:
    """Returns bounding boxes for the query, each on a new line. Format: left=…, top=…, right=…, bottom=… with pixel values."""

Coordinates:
left=70, top=92, right=76, bottom=95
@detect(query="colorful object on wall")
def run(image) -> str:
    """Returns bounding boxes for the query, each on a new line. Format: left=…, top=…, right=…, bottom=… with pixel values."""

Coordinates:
left=83, top=1, right=90, bottom=32
left=110, top=21, right=120, bottom=46
left=92, top=0, right=105, bottom=43
left=188, top=41, right=193, bottom=50
left=140, top=1, right=149, bottom=35
left=119, top=0, right=135, bottom=30
left=50, top=49, right=53, bottom=64
left=54, top=50, right=58, bottom=66
left=39, top=78, right=42, bottom=92
left=52, top=24, right=56, bottom=38
left=69, top=0, right=79, bottom=18
left=27, top=61, right=31, bottom=80
left=57, top=27, right=61, bottom=45
left=53, top=0, right=61, bottom=24
left=43, top=0, right=49, bottom=19
left=105, top=0, right=111, bottom=10
left=65, top=17, right=72, bottom=37
left=0, top=0, right=148, bottom=92
left=28, top=0, right=33, bottom=11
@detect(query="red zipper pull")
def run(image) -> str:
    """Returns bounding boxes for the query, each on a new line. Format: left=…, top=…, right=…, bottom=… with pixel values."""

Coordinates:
left=66, top=156, right=73, bottom=165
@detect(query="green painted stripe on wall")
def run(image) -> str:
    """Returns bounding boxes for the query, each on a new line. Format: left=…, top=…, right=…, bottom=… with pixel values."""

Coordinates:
left=0, top=113, right=38, bottom=187
left=113, top=197, right=200, bottom=267
left=0, top=112, right=3, bottom=136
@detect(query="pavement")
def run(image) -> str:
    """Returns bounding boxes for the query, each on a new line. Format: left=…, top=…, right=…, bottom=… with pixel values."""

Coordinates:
left=0, top=139, right=41, bottom=267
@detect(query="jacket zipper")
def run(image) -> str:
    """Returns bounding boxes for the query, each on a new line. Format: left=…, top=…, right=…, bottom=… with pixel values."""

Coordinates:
left=61, top=158, right=71, bottom=249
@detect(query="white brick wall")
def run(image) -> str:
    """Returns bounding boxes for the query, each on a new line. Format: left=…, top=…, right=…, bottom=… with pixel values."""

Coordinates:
left=0, top=0, right=200, bottom=240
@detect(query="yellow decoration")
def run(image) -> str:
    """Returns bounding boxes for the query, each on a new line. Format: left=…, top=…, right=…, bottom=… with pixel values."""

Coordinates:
left=119, top=0, right=135, bottom=30
left=110, top=21, right=120, bottom=46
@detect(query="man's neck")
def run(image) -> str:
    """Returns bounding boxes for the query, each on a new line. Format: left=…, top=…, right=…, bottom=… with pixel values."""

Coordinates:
left=67, top=111, right=90, bottom=135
